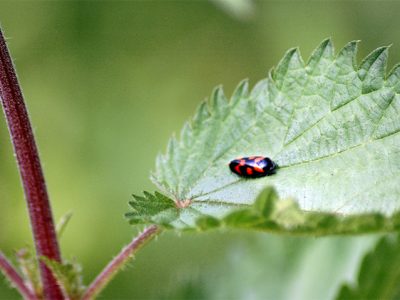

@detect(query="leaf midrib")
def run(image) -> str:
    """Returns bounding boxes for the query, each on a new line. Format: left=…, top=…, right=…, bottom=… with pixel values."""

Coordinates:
left=186, top=87, right=399, bottom=203
left=178, top=59, right=330, bottom=200
left=188, top=83, right=399, bottom=202
left=190, top=129, right=399, bottom=206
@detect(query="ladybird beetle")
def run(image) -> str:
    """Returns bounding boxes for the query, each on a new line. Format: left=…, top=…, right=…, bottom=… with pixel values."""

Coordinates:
left=229, top=156, right=277, bottom=178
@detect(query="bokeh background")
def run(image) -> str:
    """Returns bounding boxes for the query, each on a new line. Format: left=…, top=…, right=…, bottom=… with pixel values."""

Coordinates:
left=0, top=1, right=398, bottom=299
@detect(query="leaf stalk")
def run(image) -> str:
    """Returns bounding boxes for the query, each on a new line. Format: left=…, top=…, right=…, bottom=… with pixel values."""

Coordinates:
left=81, top=225, right=160, bottom=300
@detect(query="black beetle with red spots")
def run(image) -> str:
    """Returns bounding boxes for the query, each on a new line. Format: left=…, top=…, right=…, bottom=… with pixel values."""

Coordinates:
left=229, top=156, right=277, bottom=178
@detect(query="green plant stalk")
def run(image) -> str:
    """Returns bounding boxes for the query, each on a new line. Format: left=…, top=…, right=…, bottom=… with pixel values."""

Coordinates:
left=0, top=251, right=38, bottom=300
left=0, top=28, right=63, bottom=299
left=81, top=225, right=160, bottom=300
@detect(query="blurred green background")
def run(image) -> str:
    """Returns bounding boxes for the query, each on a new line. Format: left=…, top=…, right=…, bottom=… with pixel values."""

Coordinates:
left=0, top=1, right=398, bottom=299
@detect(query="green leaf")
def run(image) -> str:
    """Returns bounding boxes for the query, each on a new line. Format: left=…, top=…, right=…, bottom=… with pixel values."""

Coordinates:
left=127, top=187, right=400, bottom=234
left=131, top=39, right=400, bottom=233
left=336, top=234, right=400, bottom=300
left=41, top=257, right=84, bottom=300
left=126, top=191, right=179, bottom=228
left=56, top=211, right=73, bottom=239
left=15, top=248, right=41, bottom=298
left=203, top=235, right=378, bottom=300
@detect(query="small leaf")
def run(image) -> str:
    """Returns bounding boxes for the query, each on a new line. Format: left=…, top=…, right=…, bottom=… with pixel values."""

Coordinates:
left=336, top=234, right=400, bottom=300
left=15, top=248, right=41, bottom=298
left=56, top=211, right=73, bottom=239
left=126, top=191, right=178, bottom=227
left=41, top=257, right=84, bottom=300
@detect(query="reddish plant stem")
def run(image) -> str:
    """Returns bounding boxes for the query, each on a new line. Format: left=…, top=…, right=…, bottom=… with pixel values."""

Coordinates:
left=0, top=29, right=63, bottom=299
left=81, top=225, right=160, bottom=300
left=0, top=251, right=38, bottom=300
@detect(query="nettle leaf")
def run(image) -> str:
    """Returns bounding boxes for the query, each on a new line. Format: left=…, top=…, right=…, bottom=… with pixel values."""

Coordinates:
left=336, top=234, right=400, bottom=300
left=126, top=191, right=178, bottom=228
left=127, top=39, right=400, bottom=234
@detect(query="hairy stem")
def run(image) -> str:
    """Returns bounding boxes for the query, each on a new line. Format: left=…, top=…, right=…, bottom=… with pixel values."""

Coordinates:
left=81, top=225, right=160, bottom=300
left=0, top=28, right=63, bottom=299
left=0, top=251, right=38, bottom=300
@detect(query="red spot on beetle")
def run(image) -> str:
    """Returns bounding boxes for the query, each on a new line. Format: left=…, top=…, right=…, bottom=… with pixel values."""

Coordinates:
left=253, top=166, right=264, bottom=173
left=235, top=165, right=242, bottom=174
left=228, top=156, right=277, bottom=178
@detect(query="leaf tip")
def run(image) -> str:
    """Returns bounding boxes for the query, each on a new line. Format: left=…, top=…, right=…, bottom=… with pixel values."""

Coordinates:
left=231, top=79, right=249, bottom=103
left=359, top=46, right=389, bottom=72
left=306, top=38, right=334, bottom=70
left=359, top=45, right=389, bottom=92
left=317, top=37, right=334, bottom=52
left=273, top=47, right=303, bottom=85
left=209, top=85, right=228, bottom=113
left=192, top=100, right=210, bottom=128
left=336, top=40, right=359, bottom=65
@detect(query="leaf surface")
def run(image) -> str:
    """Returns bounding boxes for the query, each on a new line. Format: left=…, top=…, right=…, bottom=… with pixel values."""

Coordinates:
left=128, top=39, right=400, bottom=233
